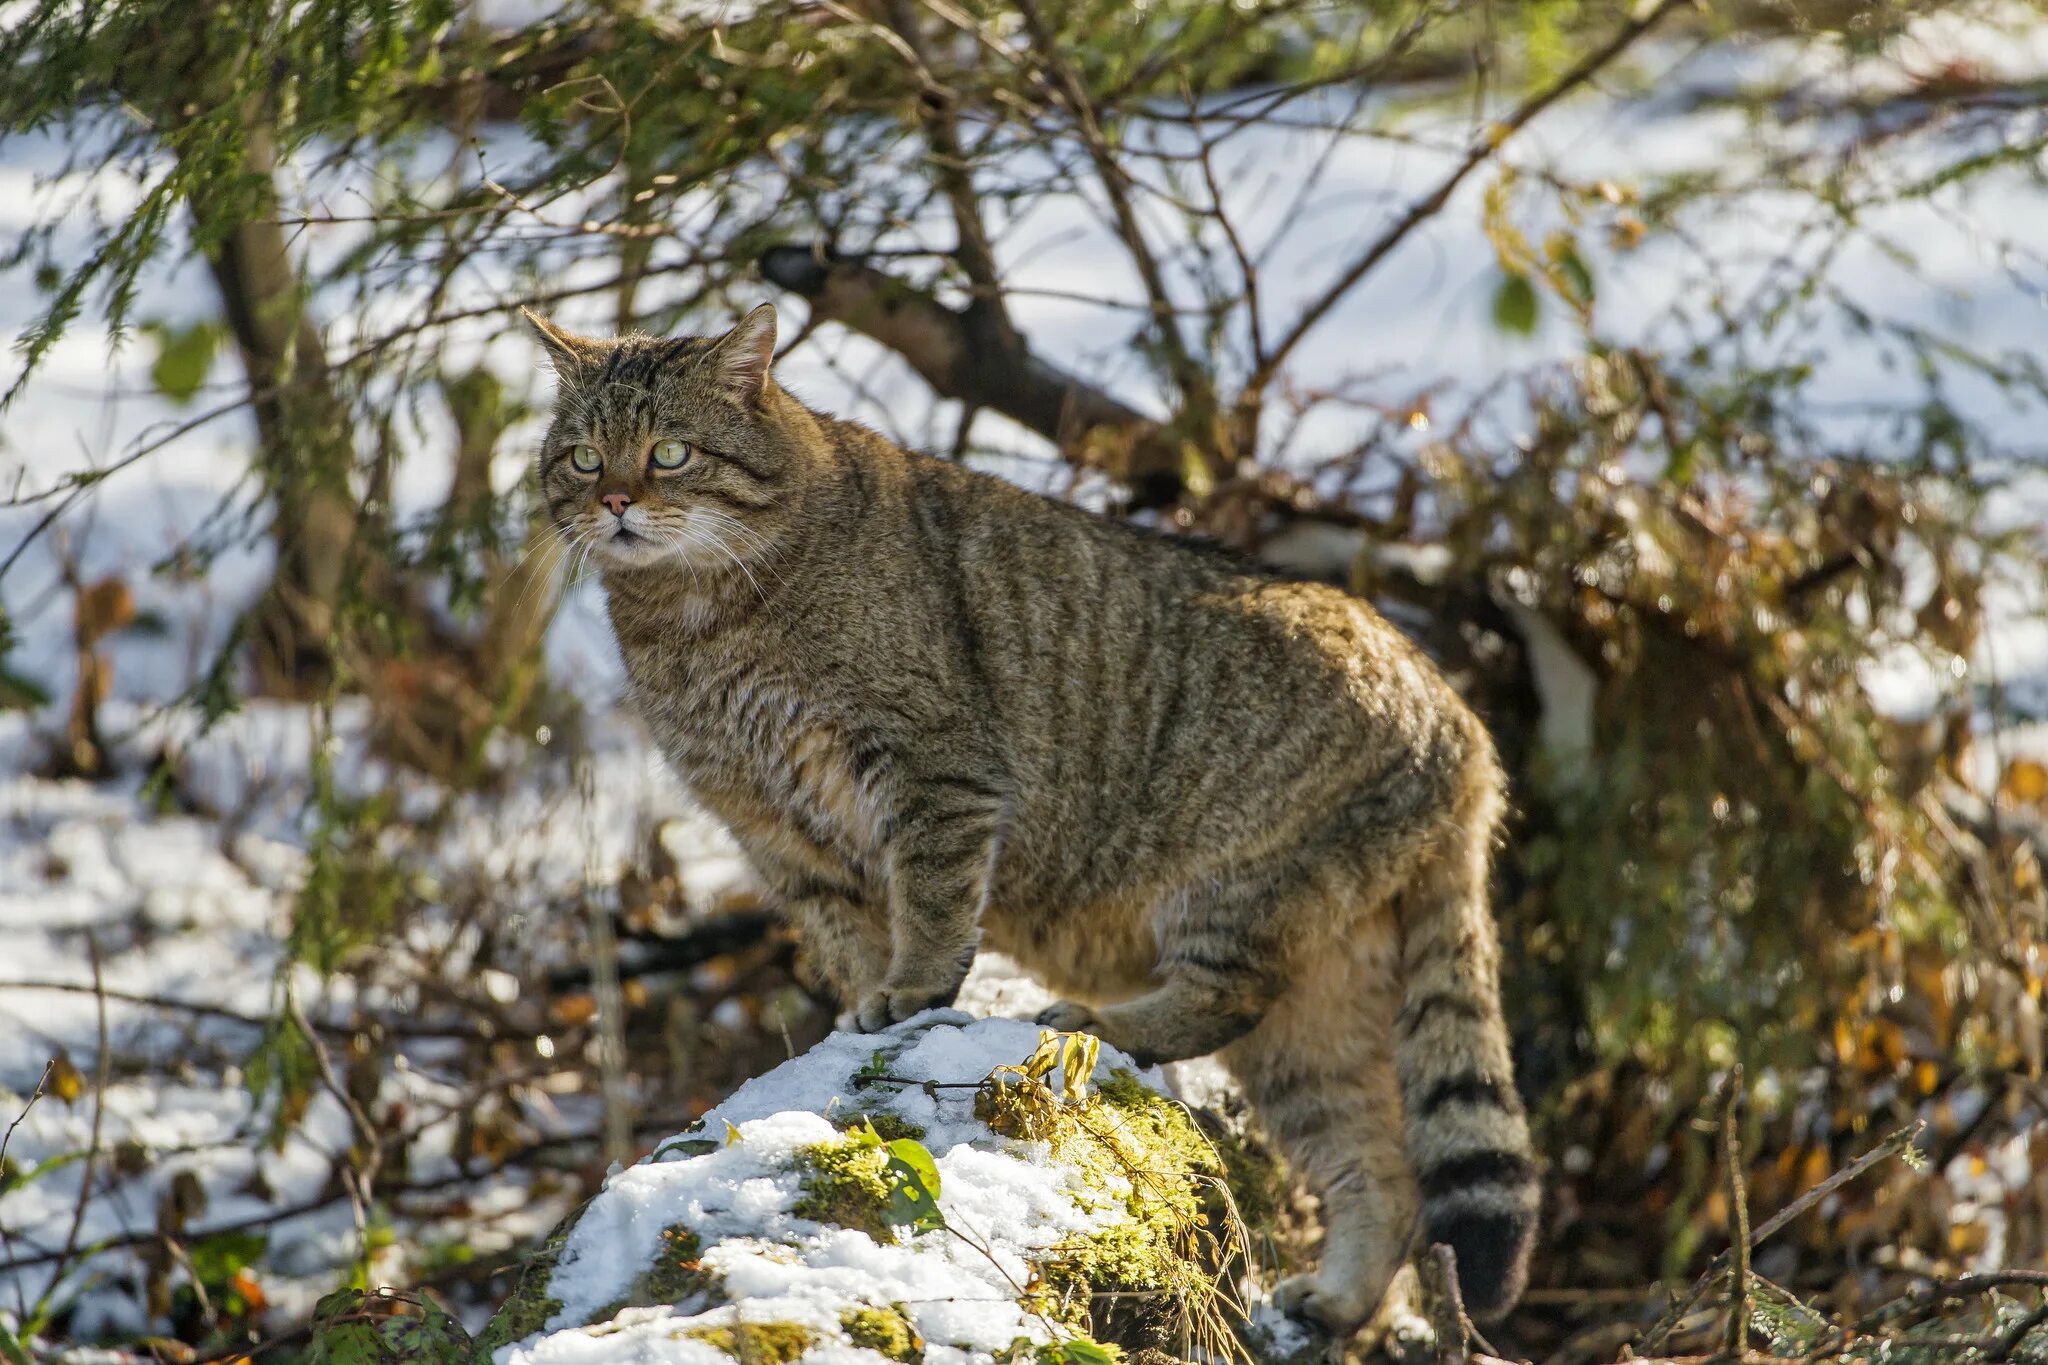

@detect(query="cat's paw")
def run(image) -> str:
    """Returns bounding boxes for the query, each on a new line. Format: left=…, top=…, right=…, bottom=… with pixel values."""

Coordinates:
left=1273, top=1272, right=1372, bottom=1337
left=1034, top=1000, right=1102, bottom=1034
left=853, top=984, right=955, bottom=1033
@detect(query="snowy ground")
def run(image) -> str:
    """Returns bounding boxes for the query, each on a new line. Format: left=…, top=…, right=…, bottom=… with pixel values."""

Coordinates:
left=3, top=2, right=2047, bottom=1353
left=499, top=1017, right=1157, bottom=1365
left=0, top=696, right=736, bottom=1335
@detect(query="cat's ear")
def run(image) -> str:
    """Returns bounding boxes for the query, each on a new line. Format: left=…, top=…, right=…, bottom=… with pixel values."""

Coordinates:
left=521, top=308, right=601, bottom=377
left=705, top=303, right=777, bottom=404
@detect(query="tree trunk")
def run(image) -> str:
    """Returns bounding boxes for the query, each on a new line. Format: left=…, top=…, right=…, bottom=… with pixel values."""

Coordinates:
left=195, top=125, right=361, bottom=693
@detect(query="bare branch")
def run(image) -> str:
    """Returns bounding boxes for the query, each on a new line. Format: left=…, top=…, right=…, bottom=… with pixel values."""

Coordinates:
left=761, top=245, right=1188, bottom=502
left=1642, top=1119, right=1926, bottom=1353
left=1719, top=1069, right=1751, bottom=1358
left=1011, top=0, right=1215, bottom=422
left=1244, top=0, right=1688, bottom=396
left=872, top=0, right=1012, bottom=327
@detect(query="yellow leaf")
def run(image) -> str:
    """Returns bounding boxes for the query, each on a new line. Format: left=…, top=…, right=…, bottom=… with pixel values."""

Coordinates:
left=74, top=576, right=135, bottom=647
left=551, top=994, right=598, bottom=1027
left=2001, top=759, right=2048, bottom=808
left=231, top=1269, right=268, bottom=1314
left=49, top=1054, right=85, bottom=1105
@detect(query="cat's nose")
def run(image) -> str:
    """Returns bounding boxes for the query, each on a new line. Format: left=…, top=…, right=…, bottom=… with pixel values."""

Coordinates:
left=601, top=492, right=633, bottom=517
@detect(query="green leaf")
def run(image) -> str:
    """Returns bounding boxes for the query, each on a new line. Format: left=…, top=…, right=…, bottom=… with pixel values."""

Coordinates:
left=1491, top=272, right=1539, bottom=336
left=306, top=1292, right=471, bottom=1365
left=311, top=1288, right=367, bottom=1327
left=187, top=1230, right=267, bottom=1286
left=144, top=319, right=222, bottom=406
left=1662, top=440, right=1698, bottom=486
left=308, top=1320, right=384, bottom=1365
left=654, top=1137, right=720, bottom=1161
left=881, top=1138, right=945, bottom=1235
left=0, top=1318, right=33, bottom=1365
left=378, top=1304, right=472, bottom=1364
left=1051, top=1340, right=1120, bottom=1365
left=0, top=668, right=51, bottom=711
left=1557, top=247, right=1595, bottom=310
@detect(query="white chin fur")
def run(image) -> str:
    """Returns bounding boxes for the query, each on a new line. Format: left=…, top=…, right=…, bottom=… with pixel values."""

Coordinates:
left=592, top=527, right=674, bottom=566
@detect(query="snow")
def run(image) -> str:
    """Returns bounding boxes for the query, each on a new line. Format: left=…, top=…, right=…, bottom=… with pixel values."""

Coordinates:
left=0, top=694, right=759, bottom=1334
left=505, top=1015, right=1161, bottom=1365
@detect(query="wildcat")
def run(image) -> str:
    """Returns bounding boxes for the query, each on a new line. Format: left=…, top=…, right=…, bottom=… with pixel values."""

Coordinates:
left=526, top=303, right=1538, bottom=1332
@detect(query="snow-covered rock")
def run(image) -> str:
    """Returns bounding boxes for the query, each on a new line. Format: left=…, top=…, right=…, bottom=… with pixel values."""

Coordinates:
left=477, top=1013, right=1253, bottom=1365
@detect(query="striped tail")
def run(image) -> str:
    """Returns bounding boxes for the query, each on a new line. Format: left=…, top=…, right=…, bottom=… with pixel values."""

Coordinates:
left=1392, top=765, right=1538, bottom=1321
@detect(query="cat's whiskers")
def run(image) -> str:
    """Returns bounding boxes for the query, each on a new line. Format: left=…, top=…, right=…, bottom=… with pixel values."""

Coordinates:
left=493, top=521, right=579, bottom=607
left=688, top=507, right=787, bottom=587
left=557, top=520, right=611, bottom=594
left=681, top=517, right=767, bottom=601
left=663, top=524, right=703, bottom=590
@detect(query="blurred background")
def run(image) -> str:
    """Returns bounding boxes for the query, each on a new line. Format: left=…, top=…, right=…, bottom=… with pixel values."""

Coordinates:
left=1, top=0, right=2045, bottom=1361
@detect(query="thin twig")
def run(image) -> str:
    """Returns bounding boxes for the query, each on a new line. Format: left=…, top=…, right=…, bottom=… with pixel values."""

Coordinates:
left=0, top=979, right=487, bottom=1040
left=0, top=1062, right=53, bottom=1176
left=1245, top=0, right=1689, bottom=395
left=1860, top=1271, right=2048, bottom=1333
left=1720, top=1068, right=1751, bottom=1359
left=580, top=759, right=634, bottom=1171
left=1987, top=1299, right=2048, bottom=1364
left=850, top=1074, right=986, bottom=1090
left=0, top=1061, right=55, bottom=1320
left=286, top=990, right=383, bottom=1284
left=1426, top=1243, right=1472, bottom=1365
left=1642, top=1120, right=1925, bottom=1353
left=1011, top=0, right=1213, bottom=411
left=950, top=404, right=980, bottom=462
left=41, top=934, right=110, bottom=1320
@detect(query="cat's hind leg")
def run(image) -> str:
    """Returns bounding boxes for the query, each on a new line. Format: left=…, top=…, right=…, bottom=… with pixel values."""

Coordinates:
left=1219, top=905, right=1418, bottom=1336
left=1034, top=870, right=1298, bottom=1064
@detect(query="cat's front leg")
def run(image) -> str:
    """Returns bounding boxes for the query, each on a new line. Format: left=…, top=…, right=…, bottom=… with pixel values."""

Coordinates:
left=781, top=893, right=892, bottom=1027
left=853, top=777, right=1003, bottom=1032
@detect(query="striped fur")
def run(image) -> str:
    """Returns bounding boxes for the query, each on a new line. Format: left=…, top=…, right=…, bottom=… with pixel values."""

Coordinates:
left=528, top=307, right=1538, bottom=1332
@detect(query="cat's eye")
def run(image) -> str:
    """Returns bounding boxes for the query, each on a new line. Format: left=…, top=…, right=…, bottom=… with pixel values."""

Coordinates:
left=650, top=439, right=692, bottom=471
left=569, top=443, right=602, bottom=474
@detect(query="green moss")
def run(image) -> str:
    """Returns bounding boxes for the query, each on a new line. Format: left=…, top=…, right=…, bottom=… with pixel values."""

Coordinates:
left=1027, top=1069, right=1239, bottom=1354
left=1092, top=1071, right=1221, bottom=1178
left=1089, top=1070, right=1154, bottom=1111
left=474, top=1210, right=577, bottom=1355
left=840, top=1305, right=924, bottom=1363
left=791, top=1136, right=896, bottom=1242
left=995, top=1338, right=1128, bottom=1365
left=1205, top=1121, right=1288, bottom=1244
left=832, top=1111, right=926, bottom=1143
left=686, top=1321, right=818, bottom=1364
left=1042, top=1221, right=1173, bottom=1295
left=584, top=1223, right=721, bottom=1325
left=641, top=1225, right=713, bottom=1303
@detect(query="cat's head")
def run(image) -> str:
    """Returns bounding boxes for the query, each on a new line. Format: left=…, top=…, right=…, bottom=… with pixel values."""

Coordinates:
left=525, top=304, right=810, bottom=577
